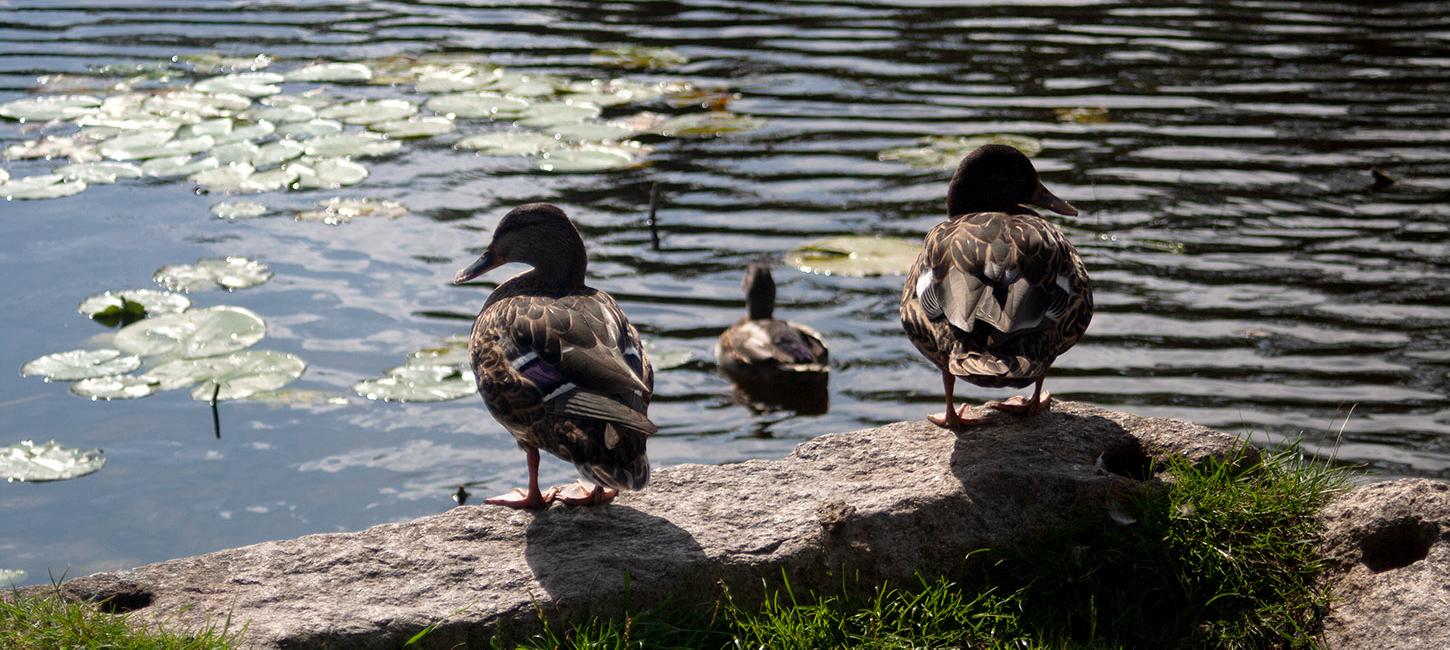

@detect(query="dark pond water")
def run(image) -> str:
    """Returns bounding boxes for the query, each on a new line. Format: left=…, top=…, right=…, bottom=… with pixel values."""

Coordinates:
left=3, top=0, right=1450, bottom=585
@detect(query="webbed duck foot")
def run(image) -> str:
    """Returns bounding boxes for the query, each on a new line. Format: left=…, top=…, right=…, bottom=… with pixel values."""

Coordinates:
left=989, top=391, right=1053, bottom=416
left=553, top=480, right=618, bottom=506
left=484, top=486, right=559, bottom=510
left=927, top=404, right=991, bottom=429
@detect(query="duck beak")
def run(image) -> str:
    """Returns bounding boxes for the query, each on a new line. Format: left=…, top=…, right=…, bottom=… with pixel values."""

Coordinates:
left=453, top=250, right=498, bottom=284
left=1029, top=181, right=1078, bottom=217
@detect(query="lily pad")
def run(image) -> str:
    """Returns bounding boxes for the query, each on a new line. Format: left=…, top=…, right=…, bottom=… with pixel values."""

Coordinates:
left=212, top=141, right=261, bottom=164
left=177, top=118, right=234, bottom=139
left=292, top=157, right=368, bottom=189
left=546, top=121, right=636, bottom=143
left=536, top=145, right=645, bottom=173
left=303, top=133, right=401, bottom=158
left=413, top=65, right=496, bottom=93
left=210, top=120, right=276, bottom=146
left=0, top=441, right=106, bottom=483
left=878, top=134, right=1044, bottom=169
left=0, top=168, right=7, bottom=183
left=516, top=101, right=601, bottom=127
left=102, top=133, right=215, bottom=161
left=370, top=116, right=456, bottom=139
left=145, top=90, right=251, bottom=117
left=143, top=350, right=306, bottom=401
left=353, top=364, right=475, bottom=403
left=643, top=340, right=694, bottom=370
left=211, top=200, right=269, bottom=220
left=493, top=73, right=559, bottom=97
left=246, top=103, right=316, bottom=123
left=55, top=161, right=143, bottom=184
left=296, top=197, right=407, bottom=224
left=285, top=62, right=373, bottom=83
left=21, top=348, right=141, bottom=381
left=425, top=93, right=529, bottom=119
left=194, top=72, right=284, bottom=97
left=141, top=155, right=219, bottom=178
left=593, top=46, right=688, bottom=70
left=652, top=111, right=765, bottom=138
left=253, top=140, right=305, bottom=167
left=71, top=375, right=158, bottom=400
left=78, top=289, right=191, bottom=326
left=113, top=305, right=266, bottom=359
left=181, top=53, right=272, bottom=74
left=786, top=236, right=922, bottom=277
left=276, top=118, right=343, bottom=139
left=0, top=174, right=88, bottom=200
left=318, top=98, right=418, bottom=125
left=564, top=79, right=668, bottom=107
left=190, top=162, right=256, bottom=192
left=0, top=94, right=102, bottom=121
left=406, top=335, right=471, bottom=368
left=154, top=256, right=272, bottom=292
left=5, top=135, right=101, bottom=162
left=456, top=131, right=561, bottom=156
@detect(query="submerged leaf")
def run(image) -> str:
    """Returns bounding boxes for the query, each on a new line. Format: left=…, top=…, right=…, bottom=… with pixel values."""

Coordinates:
left=245, top=388, right=350, bottom=407
left=593, top=46, right=689, bottom=70
left=211, top=200, right=269, bottom=220
left=0, top=441, right=106, bottom=482
left=144, top=350, right=306, bottom=401
left=786, top=236, right=921, bottom=277
left=353, top=365, right=475, bottom=403
left=71, top=375, right=158, bottom=400
left=113, top=305, right=266, bottom=359
left=405, top=335, right=471, bottom=368
left=21, top=349, right=141, bottom=381
left=652, top=111, right=765, bottom=138
left=1055, top=106, right=1110, bottom=124
left=643, top=340, right=694, bottom=370
left=154, top=256, right=272, bottom=292
left=296, top=197, right=407, bottom=224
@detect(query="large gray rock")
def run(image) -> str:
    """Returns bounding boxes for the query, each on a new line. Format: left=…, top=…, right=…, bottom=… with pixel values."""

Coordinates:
left=32, top=402, right=1252, bottom=647
left=1319, top=479, right=1450, bottom=650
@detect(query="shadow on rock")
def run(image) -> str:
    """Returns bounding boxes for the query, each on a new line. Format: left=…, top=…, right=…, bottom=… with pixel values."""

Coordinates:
left=524, top=504, right=708, bottom=613
left=947, top=409, right=1150, bottom=544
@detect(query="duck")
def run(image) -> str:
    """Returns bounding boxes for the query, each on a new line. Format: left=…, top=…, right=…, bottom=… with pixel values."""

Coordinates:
left=715, top=263, right=829, bottom=409
left=454, top=203, right=654, bottom=509
left=900, top=144, right=1092, bottom=428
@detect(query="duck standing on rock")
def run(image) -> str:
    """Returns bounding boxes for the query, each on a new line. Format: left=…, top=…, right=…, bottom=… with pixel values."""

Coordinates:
left=900, top=145, right=1092, bottom=428
left=454, top=203, right=655, bottom=509
left=715, top=263, right=829, bottom=410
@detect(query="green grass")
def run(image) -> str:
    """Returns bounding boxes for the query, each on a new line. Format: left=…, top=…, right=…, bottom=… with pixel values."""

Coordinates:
left=0, top=586, right=239, bottom=650
left=506, top=443, right=1347, bottom=650
left=6, top=444, right=1346, bottom=650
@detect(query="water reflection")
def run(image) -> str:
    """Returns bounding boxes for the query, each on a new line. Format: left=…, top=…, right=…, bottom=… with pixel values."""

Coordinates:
left=1, top=0, right=1449, bottom=586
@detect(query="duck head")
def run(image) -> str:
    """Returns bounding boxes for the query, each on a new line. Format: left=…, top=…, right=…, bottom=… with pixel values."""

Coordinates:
left=453, top=202, right=588, bottom=288
left=743, top=262, right=776, bottom=320
left=946, top=144, right=1077, bottom=218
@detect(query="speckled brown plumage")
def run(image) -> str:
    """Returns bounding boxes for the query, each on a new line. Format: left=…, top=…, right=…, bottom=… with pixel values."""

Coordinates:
left=900, top=144, right=1092, bottom=426
left=456, top=203, right=654, bottom=507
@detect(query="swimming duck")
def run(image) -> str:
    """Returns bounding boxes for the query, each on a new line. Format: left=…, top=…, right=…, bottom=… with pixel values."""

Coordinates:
left=715, top=263, right=829, bottom=406
left=454, top=203, right=654, bottom=509
left=900, top=145, right=1092, bottom=428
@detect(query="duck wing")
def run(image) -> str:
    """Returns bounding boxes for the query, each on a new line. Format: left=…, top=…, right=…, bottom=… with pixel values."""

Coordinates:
left=909, top=212, right=1089, bottom=380
left=724, top=319, right=825, bottom=367
left=482, top=288, right=656, bottom=435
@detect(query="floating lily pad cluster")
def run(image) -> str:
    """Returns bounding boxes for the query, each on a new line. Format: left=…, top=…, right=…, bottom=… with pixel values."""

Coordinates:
left=0, top=49, right=764, bottom=200
left=22, top=265, right=303, bottom=401
left=878, top=134, right=1043, bottom=170
left=0, top=440, right=106, bottom=482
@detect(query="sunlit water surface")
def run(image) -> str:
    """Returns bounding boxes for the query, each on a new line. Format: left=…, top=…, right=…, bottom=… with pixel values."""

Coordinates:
left=3, top=0, right=1449, bottom=584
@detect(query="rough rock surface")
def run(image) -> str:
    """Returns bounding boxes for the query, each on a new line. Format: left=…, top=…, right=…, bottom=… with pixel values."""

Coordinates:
left=29, top=402, right=1254, bottom=647
left=1319, top=479, right=1450, bottom=650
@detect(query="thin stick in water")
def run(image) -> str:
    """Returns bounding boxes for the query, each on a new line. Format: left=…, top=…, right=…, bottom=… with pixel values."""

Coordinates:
left=211, top=383, right=221, bottom=440
left=648, top=181, right=661, bottom=251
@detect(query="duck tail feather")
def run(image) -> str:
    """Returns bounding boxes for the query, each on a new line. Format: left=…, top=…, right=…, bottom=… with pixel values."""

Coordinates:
left=578, top=451, right=650, bottom=491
